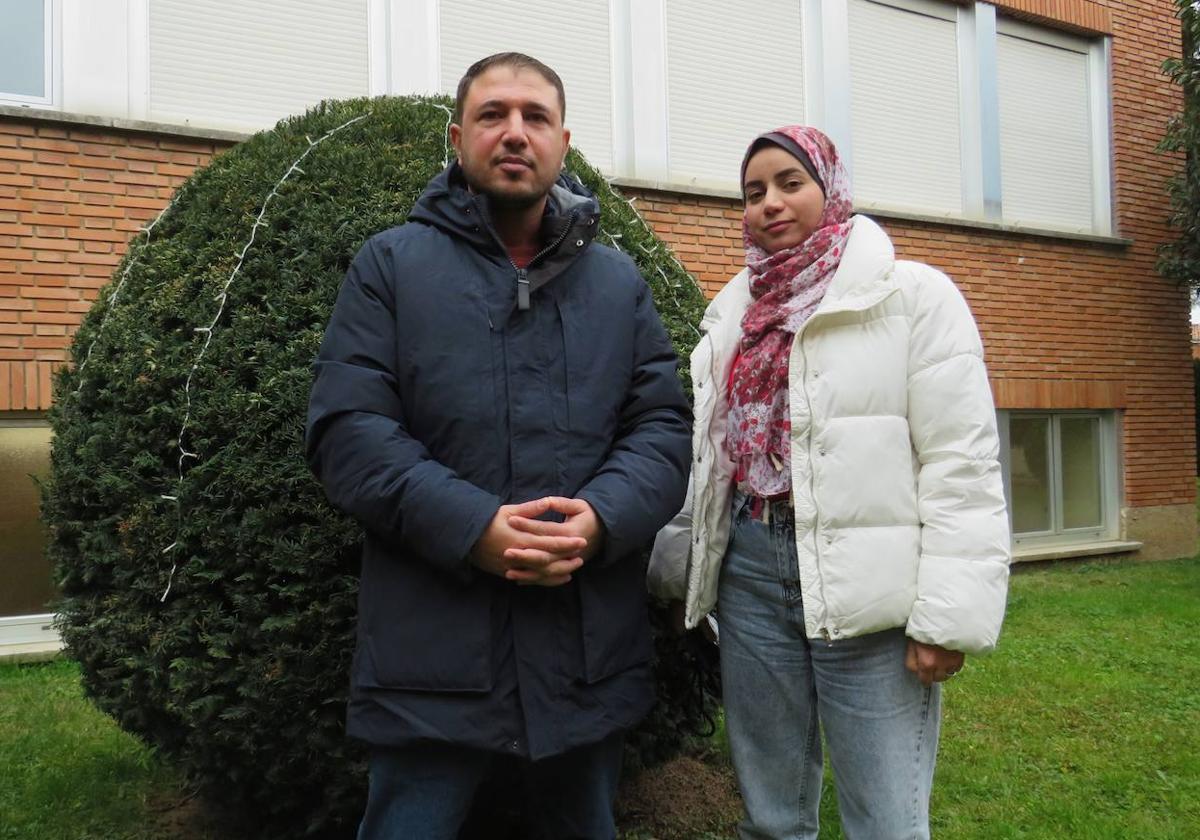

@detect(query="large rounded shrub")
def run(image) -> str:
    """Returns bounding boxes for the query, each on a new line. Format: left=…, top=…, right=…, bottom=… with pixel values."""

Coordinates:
left=43, top=96, right=714, bottom=835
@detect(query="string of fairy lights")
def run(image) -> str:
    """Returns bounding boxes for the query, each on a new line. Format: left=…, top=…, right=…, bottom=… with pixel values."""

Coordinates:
left=73, top=194, right=182, bottom=395
left=158, top=113, right=370, bottom=602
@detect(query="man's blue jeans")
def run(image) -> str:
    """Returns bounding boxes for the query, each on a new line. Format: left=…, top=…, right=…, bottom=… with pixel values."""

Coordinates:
left=719, top=493, right=941, bottom=840
left=357, top=732, right=624, bottom=840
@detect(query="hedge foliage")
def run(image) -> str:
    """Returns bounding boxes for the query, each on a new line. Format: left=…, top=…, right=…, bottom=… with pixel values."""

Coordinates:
left=43, top=96, right=715, bottom=836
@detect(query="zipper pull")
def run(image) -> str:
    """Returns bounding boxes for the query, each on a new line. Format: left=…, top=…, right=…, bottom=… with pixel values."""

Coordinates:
left=516, top=268, right=530, bottom=310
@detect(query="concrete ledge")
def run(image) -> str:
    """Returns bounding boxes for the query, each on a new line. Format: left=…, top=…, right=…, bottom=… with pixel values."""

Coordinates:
left=0, top=613, right=62, bottom=663
left=612, top=178, right=1133, bottom=247
left=1013, top=539, right=1144, bottom=563
left=0, top=642, right=62, bottom=664
left=0, top=103, right=250, bottom=143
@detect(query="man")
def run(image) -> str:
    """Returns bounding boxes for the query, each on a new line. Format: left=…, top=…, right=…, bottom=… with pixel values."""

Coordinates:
left=305, top=53, right=691, bottom=839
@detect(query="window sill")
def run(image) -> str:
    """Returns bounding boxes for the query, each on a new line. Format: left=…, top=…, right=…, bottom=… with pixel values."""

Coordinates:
left=610, top=176, right=1133, bottom=247
left=0, top=103, right=250, bottom=144
left=1012, top=539, right=1143, bottom=563
left=0, top=613, right=62, bottom=663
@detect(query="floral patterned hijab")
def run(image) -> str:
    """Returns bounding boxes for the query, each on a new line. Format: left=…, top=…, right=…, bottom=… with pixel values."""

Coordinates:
left=726, top=126, right=854, bottom=497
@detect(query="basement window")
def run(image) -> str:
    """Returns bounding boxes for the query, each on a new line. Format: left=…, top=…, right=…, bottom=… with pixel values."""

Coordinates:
left=998, top=410, right=1120, bottom=547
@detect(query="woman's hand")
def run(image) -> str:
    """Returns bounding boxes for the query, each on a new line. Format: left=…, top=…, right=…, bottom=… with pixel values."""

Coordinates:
left=905, top=640, right=965, bottom=686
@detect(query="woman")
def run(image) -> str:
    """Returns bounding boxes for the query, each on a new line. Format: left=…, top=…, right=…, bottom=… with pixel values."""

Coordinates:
left=649, top=126, right=1010, bottom=839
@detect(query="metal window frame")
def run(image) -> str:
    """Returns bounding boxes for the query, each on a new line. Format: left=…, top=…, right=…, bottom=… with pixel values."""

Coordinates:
left=993, top=14, right=1113, bottom=235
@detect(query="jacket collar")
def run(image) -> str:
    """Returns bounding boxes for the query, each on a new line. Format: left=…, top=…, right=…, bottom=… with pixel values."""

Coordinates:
left=701, top=215, right=896, bottom=336
left=408, top=162, right=600, bottom=253
left=408, top=163, right=602, bottom=309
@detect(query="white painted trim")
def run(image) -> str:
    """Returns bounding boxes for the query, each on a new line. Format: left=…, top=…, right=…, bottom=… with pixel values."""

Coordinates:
left=817, top=0, right=853, bottom=181
left=627, top=0, right=669, bottom=182
left=49, top=0, right=62, bottom=106
left=974, top=3, right=1002, bottom=220
left=957, top=3, right=984, bottom=218
left=1089, top=37, right=1114, bottom=236
left=609, top=0, right=634, bottom=176
left=801, top=0, right=825, bottom=131
left=367, top=0, right=389, bottom=96
left=959, top=2, right=1001, bottom=220
left=389, top=0, right=440, bottom=95
left=0, top=614, right=60, bottom=649
left=62, top=0, right=134, bottom=119
left=126, top=0, right=149, bottom=120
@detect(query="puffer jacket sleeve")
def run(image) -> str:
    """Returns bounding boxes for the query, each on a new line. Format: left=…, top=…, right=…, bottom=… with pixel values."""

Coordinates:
left=577, top=277, right=692, bottom=568
left=305, top=238, right=500, bottom=580
left=903, top=265, right=1011, bottom=654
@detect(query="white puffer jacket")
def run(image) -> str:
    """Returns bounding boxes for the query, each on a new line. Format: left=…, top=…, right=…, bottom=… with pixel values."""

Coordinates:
left=649, top=216, right=1010, bottom=654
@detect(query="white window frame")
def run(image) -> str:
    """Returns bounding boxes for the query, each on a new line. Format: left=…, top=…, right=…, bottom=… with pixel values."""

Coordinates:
left=0, top=0, right=60, bottom=108
left=993, top=15, right=1113, bottom=235
left=998, top=409, right=1122, bottom=548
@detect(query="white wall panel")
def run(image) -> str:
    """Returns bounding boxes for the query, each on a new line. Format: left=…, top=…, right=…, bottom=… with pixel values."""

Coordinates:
left=148, top=0, right=369, bottom=131
left=664, top=0, right=804, bottom=189
left=439, top=0, right=613, bottom=171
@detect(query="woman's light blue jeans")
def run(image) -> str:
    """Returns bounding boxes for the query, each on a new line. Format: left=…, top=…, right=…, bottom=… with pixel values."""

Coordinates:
left=718, top=493, right=940, bottom=840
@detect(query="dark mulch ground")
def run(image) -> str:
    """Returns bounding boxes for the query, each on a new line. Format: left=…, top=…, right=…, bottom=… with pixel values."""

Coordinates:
left=616, top=754, right=742, bottom=839
left=144, top=751, right=742, bottom=840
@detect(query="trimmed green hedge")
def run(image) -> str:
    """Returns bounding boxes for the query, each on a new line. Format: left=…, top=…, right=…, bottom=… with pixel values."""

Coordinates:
left=43, top=95, right=715, bottom=836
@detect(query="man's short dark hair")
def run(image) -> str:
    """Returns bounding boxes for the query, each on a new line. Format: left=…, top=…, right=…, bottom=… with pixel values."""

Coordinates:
left=453, top=52, right=566, bottom=124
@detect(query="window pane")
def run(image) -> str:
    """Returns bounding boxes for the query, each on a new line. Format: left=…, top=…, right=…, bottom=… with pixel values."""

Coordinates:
left=1060, top=416, right=1103, bottom=530
left=1009, top=416, right=1052, bottom=533
left=0, top=424, right=54, bottom=616
left=0, top=0, right=46, bottom=98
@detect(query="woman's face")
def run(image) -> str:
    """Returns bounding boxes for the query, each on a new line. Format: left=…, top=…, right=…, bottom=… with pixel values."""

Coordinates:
left=742, top=146, right=826, bottom=254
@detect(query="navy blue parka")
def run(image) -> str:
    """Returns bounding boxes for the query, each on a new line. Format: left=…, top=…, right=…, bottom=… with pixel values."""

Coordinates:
left=305, top=163, right=691, bottom=759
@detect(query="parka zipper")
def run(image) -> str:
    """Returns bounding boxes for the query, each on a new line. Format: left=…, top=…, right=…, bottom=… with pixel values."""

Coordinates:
left=513, top=211, right=578, bottom=310
left=477, top=200, right=579, bottom=311
left=794, top=284, right=903, bottom=641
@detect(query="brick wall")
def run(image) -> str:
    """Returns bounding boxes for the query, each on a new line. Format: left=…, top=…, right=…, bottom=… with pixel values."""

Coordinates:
left=0, top=0, right=1192, bottom=550
left=0, top=121, right=224, bottom=410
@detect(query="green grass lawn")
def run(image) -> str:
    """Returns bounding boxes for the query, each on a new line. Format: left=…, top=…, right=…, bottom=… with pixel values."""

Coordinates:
left=3, top=556, right=1199, bottom=839
left=0, top=658, right=193, bottom=840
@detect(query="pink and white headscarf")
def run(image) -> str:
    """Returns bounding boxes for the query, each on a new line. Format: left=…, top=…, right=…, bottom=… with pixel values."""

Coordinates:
left=726, top=126, right=854, bottom=497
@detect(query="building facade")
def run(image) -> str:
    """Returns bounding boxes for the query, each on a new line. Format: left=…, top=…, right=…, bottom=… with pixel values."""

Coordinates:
left=1, top=0, right=1194, bottom=645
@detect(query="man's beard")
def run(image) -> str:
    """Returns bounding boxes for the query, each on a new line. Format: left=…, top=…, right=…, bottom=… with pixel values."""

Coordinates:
left=462, top=156, right=555, bottom=209
left=481, top=182, right=547, bottom=209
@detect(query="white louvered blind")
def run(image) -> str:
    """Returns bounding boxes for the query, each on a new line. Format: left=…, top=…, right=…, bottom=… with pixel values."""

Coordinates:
left=997, top=27, right=1093, bottom=231
left=439, top=0, right=613, bottom=172
left=664, top=0, right=804, bottom=189
left=148, top=0, right=368, bottom=132
left=847, top=0, right=962, bottom=214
